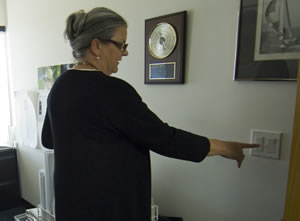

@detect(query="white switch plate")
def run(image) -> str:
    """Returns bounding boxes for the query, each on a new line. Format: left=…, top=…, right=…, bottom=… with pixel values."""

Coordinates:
left=250, top=129, right=281, bottom=159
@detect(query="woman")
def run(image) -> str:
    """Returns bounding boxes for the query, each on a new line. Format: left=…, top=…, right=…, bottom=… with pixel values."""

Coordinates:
left=42, top=7, right=258, bottom=221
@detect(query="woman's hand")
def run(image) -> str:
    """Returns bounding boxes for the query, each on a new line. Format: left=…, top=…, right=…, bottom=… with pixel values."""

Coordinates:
left=208, top=139, right=260, bottom=168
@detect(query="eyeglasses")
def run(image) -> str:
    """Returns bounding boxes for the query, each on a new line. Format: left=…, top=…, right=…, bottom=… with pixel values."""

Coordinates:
left=102, top=39, right=128, bottom=52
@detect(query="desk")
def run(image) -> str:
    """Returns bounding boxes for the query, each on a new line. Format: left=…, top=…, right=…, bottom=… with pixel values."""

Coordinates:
left=0, top=146, right=20, bottom=210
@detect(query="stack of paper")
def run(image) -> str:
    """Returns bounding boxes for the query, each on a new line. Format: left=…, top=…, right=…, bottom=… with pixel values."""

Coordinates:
left=39, top=169, right=46, bottom=210
left=44, top=150, right=55, bottom=215
left=25, top=208, right=39, bottom=221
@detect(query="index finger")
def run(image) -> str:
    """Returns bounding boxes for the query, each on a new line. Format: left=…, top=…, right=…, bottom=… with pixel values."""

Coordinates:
left=242, top=143, right=260, bottom=149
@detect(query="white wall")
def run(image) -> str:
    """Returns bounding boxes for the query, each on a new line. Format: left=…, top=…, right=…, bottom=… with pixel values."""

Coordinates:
left=6, top=0, right=297, bottom=221
left=0, top=0, right=6, bottom=25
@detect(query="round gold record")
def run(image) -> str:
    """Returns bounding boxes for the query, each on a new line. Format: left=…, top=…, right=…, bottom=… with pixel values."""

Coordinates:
left=148, top=22, right=177, bottom=59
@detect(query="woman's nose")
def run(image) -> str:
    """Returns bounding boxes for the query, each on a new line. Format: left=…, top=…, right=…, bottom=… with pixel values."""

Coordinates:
left=122, top=49, right=128, bottom=56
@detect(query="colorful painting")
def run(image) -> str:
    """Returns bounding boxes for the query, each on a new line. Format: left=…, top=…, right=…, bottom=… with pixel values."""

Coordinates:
left=38, top=64, right=73, bottom=90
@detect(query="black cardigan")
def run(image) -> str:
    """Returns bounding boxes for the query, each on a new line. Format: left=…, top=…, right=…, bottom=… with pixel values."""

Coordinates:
left=42, top=69, right=210, bottom=221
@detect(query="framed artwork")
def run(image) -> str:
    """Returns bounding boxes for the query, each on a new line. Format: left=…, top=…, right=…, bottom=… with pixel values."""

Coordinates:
left=234, top=0, right=299, bottom=80
left=38, top=63, right=73, bottom=90
left=145, top=11, right=186, bottom=84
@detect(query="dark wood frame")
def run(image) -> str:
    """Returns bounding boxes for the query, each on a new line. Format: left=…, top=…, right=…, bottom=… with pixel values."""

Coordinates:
left=145, top=11, right=186, bottom=84
left=234, top=0, right=298, bottom=81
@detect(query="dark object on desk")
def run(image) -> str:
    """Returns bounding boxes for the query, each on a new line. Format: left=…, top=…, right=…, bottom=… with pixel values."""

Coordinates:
left=0, top=200, right=34, bottom=221
left=0, top=206, right=26, bottom=221
left=0, top=146, right=21, bottom=211
left=159, top=216, right=183, bottom=221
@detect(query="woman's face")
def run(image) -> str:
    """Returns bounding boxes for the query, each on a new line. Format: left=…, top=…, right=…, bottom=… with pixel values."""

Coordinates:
left=100, top=26, right=128, bottom=75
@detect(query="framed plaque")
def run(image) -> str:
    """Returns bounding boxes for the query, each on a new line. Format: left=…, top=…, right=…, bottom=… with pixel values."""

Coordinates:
left=145, top=11, right=186, bottom=84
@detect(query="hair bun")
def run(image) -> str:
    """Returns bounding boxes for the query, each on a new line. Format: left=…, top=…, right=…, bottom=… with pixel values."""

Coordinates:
left=64, top=10, right=87, bottom=41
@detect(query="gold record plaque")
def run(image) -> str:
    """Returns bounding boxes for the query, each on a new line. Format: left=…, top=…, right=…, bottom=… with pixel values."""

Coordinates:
left=145, top=11, right=186, bottom=84
left=149, top=23, right=177, bottom=59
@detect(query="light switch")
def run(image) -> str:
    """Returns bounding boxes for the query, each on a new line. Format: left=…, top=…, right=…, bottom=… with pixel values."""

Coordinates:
left=250, top=129, right=281, bottom=159
left=264, top=138, right=276, bottom=153
left=254, top=137, right=264, bottom=152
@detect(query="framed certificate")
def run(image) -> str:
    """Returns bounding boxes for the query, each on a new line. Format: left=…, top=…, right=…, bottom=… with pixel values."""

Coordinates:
left=145, top=11, right=186, bottom=84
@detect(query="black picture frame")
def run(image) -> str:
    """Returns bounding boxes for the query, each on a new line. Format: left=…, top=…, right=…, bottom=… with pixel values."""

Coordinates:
left=145, top=11, right=186, bottom=84
left=234, top=0, right=298, bottom=81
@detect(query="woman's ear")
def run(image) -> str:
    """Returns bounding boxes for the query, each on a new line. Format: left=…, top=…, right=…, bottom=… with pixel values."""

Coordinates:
left=90, top=39, right=102, bottom=55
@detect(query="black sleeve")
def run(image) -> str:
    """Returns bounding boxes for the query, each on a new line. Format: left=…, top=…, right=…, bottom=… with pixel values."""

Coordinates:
left=41, top=110, right=54, bottom=149
left=100, top=78, right=210, bottom=162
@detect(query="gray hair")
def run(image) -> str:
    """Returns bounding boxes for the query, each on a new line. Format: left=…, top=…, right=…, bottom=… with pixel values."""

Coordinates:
left=64, top=7, right=127, bottom=60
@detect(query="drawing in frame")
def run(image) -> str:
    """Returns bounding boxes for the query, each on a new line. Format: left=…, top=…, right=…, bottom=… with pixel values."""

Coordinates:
left=145, top=11, right=186, bottom=84
left=234, top=0, right=299, bottom=81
